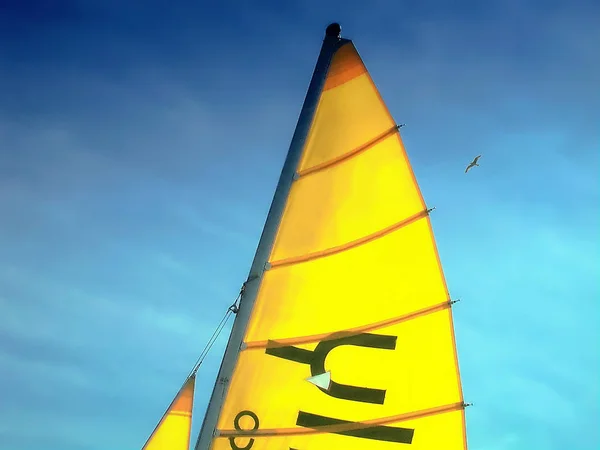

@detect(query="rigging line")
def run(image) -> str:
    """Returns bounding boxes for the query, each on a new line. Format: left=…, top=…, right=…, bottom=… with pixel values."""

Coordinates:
left=189, top=312, right=231, bottom=374
left=141, top=310, right=232, bottom=449
left=188, top=277, right=256, bottom=376
left=189, top=307, right=234, bottom=377
left=139, top=306, right=236, bottom=449
left=141, top=278, right=249, bottom=443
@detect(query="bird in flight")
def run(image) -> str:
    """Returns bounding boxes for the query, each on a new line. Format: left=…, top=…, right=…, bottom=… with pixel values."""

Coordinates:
left=465, top=155, right=482, bottom=173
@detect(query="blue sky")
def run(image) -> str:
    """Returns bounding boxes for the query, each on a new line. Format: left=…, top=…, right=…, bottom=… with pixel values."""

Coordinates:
left=0, top=0, right=598, bottom=449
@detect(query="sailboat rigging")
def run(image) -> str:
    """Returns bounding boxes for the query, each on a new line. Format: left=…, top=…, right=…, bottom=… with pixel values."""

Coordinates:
left=139, top=22, right=469, bottom=450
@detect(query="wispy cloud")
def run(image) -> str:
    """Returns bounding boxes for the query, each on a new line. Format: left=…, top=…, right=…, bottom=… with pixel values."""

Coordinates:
left=0, top=262, right=232, bottom=447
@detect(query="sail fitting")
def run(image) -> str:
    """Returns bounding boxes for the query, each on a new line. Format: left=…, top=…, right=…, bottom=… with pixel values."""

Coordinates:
left=229, top=275, right=260, bottom=314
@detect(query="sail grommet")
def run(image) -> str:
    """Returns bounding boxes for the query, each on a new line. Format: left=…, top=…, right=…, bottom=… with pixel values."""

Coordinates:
left=292, top=172, right=300, bottom=181
left=264, top=262, right=272, bottom=271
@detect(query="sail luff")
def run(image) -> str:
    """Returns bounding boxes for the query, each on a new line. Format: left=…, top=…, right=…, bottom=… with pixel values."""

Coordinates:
left=193, top=23, right=346, bottom=450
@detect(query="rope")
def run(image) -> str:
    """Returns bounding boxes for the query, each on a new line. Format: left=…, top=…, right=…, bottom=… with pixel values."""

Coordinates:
left=143, top=279, right=256, bottom=446
left=187, top=308, right=233, bottom=377
left=187, top=276, right=257, bottom=377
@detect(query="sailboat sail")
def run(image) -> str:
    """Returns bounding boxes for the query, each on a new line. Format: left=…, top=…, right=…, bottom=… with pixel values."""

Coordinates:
left=142, top=374, right=195, bottom=450
left=196, top=25, right=468, bottom=450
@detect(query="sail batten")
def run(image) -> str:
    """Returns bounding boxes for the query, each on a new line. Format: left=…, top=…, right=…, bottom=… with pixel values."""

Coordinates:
left=297, top=124, right=400, bottom=178
left=269, top=208, right=431, bottom=268
left=216, top=401, right=464, bottom=438
left=244, top=300, right=453, bottom=349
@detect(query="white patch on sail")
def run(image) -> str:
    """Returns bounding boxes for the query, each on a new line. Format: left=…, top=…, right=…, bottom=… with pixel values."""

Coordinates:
left=306, top=371, right=332, bottom=390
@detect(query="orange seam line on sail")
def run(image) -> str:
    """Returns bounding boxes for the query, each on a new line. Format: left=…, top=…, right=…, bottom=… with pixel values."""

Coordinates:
left=169, top=411, right=192, bottom=417
left=243, top=300, right=452, bottom=350
left=269, top=209, right=429, bottom=269
left=215, top=402, right=464, bottom=438
left=297, top=125, right=399, bottom=179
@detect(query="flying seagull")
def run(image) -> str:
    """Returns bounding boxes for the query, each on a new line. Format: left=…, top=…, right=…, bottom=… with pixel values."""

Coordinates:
left=465, top=155, right=481, bottom=173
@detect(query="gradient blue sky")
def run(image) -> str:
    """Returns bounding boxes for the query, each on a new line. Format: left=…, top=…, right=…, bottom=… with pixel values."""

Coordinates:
left=1, top=0, right=598, bottom=449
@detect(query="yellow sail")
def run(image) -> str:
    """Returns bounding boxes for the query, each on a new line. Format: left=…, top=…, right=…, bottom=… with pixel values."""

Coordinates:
left=210, top=41, right=467, bottom=449
left=143, top=374, right=195, bottom=450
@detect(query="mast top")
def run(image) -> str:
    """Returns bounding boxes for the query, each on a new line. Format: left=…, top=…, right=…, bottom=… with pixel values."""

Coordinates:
left=325, top=22, right=341, bottom=38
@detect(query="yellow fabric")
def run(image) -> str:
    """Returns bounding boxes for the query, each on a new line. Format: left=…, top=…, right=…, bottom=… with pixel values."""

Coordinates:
left=211, top=42, right=467, bottom=449
left=143, top=375, right=195, bottom=450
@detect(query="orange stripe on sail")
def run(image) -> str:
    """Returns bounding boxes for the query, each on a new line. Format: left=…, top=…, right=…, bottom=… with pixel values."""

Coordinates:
left=141, top=374, right=195, bottom=450
left=324, top=43, right=367, bottom=91
left=171, top=375, right=195, bottom=413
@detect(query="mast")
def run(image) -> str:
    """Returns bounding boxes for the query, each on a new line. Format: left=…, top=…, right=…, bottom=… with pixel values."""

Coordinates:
left=193, top=23, right=347, bottom=450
